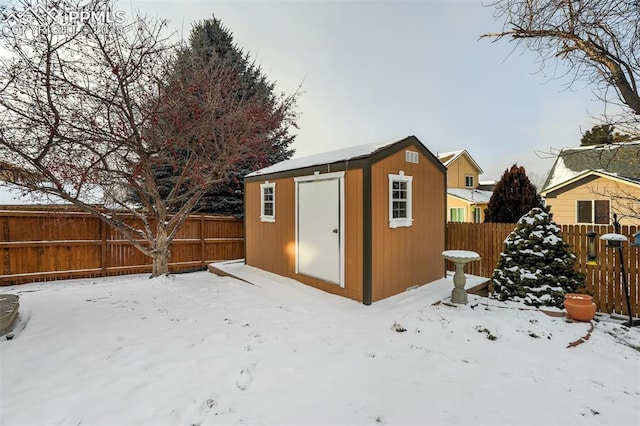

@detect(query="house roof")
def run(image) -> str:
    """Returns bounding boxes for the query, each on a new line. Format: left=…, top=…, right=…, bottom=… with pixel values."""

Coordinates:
left=436, top=150, right=484, bottom=174
left=0, top=181, right=107, bottom=206
left=542, top=142, right=640, bottom=191
left=436, top=150, right=464, bottom=166
left=540, top=169, right=640, bottom=197
left=246, top=135, right=442, bottom=178
left=477, top=180, right=496, bottom=191
left=447, top=188, right=493, bottom=204
left=0, top=183, right=49, bottom=205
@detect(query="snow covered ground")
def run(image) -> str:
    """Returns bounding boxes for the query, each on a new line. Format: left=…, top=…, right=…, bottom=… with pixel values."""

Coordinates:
left=1, top=265, right=639, bottom=425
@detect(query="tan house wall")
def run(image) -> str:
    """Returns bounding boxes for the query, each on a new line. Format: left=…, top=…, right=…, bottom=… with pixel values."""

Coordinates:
left=545, top=176, right=640, bottom=226
left=245, top=169, right=364, bottom=302
left=446, top=155, right=479, bottom=189
left=446, top=195, right=487, bottom=223
left=370, top=145, right=446, bottom=302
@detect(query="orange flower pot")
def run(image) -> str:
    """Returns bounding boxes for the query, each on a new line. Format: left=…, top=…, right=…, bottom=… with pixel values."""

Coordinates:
left=564, top=293, right=597, bottom=322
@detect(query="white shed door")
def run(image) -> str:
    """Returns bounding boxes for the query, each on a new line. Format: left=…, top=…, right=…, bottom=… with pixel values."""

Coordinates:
left=296, top=178, right=342, bottom=285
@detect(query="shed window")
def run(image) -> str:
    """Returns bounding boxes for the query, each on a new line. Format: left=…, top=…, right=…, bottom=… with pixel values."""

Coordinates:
left=405, top=150, right=419, bottom=164
left=260, top=182, right=276, bottom=222
left=577, top=200, right=610, bottom=224
left=465, top=175, right=474, bottom=188
left=388, top=172, right=413, bottom=228
left=450, top=207, right=465, bottom=223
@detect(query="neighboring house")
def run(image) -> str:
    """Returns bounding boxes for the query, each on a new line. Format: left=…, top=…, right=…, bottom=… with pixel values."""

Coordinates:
left=244, top=135, right=447, bottom=305
left=477, top=180, right=497, bottom=192
left=0, top=162, right=55, bottom=206
left=0, top=162, right=49, bottom=206
left=541, top=142, right=640, bottom=226
left=437, top=150, right=492, bottom=223
left=0, top=182, right=48, bottom=206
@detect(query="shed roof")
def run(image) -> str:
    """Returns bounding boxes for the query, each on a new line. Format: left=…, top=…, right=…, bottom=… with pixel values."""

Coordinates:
left=542, top=142, right=640, bottom=191
left=247, top=135, right=438, bottom=178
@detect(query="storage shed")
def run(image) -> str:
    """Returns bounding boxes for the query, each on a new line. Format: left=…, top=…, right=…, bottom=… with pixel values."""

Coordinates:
left=244, top=135, right=447, bottom=304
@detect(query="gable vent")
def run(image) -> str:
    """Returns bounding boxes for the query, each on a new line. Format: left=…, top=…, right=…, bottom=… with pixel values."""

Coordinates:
left=405, top=150, right=419, bottom=164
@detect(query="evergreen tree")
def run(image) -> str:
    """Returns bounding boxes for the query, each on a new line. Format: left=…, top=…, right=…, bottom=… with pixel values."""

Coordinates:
left=484, top=164, right=542, bottom=223
left=492, top=208, right=585, bottom=308
left=146, top=17, right=296, bottom=216
left=580, top=124, right=635, bottom=146
left=580, top=124, right=615, bottom=146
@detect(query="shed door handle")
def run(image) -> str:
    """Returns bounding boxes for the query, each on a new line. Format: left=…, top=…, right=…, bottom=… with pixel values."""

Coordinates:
left=332, top=229, right=339, bottom=234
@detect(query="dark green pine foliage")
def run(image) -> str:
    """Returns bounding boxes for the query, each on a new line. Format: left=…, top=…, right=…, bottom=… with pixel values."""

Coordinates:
left=484, top=164, right=542, bottom=223
left=153, top=17, right=295, bottom=216
left=579, top=124, right=635, bottom=146
left=492, top=207, right=585, bottom=308
left=580, top=124, right=616, bottom=146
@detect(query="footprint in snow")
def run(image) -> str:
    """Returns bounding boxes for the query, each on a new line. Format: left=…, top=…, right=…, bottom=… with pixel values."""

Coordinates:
left=236, top=367, right=253, bottom=391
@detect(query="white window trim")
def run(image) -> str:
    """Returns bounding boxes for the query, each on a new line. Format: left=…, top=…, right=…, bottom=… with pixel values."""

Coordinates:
left=405, top=150, right=419, bottom=164
left=576, top=200, right=591, bottom=224
left=449, top=207, right=466, bottom=223
left=465, top=175, right=474, bottom=188
left=388, top=171, right=413, bottom=228
left=576, top=199, right=611, bottom=224
left=472, top=206, right=481, bottom=223
left=260, top=181, right=276, bottom=223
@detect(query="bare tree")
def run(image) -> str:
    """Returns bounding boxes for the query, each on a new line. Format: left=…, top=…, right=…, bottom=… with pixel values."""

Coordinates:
left=0, top=0, right=297, bottom=276
left=482, top=0, right=640, bottom=135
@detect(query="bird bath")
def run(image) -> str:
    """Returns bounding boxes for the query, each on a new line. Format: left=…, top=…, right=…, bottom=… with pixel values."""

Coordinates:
left=442, top=250, right=481, bottom=304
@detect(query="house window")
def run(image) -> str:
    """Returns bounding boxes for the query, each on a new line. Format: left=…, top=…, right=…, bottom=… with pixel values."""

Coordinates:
left=577, top=200, right=610, bottom=224
left=388, top=172, right=413, bottom=228
left=260, top=182, right=275, bottom=222
left=450, top=207, right=465, bottom=223
left=465, top=175, right=474, bottom=188
left=472, top=207, right=481, bottom=223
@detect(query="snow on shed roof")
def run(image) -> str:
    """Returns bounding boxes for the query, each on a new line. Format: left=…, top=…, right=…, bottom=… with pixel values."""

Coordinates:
left=247, top=136, right=417, bottom=177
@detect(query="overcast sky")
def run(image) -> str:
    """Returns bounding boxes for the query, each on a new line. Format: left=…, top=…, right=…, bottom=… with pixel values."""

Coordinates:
left=127, top=0, right=605, bottom=183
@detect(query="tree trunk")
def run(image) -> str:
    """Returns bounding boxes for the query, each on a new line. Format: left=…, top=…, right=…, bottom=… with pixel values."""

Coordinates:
left=151, top=227, right=171, bottom=277
left=151, top=252, right=169, bottom=277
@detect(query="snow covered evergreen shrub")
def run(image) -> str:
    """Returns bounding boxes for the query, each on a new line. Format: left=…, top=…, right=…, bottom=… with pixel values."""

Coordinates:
left=491, top=207, right=585, bottom=308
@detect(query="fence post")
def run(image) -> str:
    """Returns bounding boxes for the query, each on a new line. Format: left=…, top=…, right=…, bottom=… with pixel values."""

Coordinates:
left=200, top=215, right=205, bottom=268
left=1, top=216, right=10, bottom=277
left=100, top=218, right=107, bottom=276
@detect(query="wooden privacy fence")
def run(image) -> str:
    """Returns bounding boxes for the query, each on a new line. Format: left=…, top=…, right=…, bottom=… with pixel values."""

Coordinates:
left=446, top=222, right=639, bottom=317
left=3, top=209, right=637, bottom=317
left=0, top=210, right=244, bottom=285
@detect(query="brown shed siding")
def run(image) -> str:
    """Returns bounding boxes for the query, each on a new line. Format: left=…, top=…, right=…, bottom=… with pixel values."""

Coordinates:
left=245, top=169, right=364, bottom=301
left=370, top=145, right=446, bottom=302
left=245, top=177, right=294, bottom=277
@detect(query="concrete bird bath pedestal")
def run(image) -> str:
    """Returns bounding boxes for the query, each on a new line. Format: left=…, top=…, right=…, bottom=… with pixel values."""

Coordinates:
left=442, top=250, right=481, bottom=304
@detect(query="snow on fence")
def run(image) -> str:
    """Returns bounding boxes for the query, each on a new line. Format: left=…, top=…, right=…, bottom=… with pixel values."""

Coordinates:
left=0, top=210, right=243, bottom=285
left=446, top=222, right=639, bottom=317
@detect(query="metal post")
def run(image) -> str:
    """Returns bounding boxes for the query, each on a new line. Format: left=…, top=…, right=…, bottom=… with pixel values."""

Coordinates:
left=613, top=214, right=639, bottom=327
